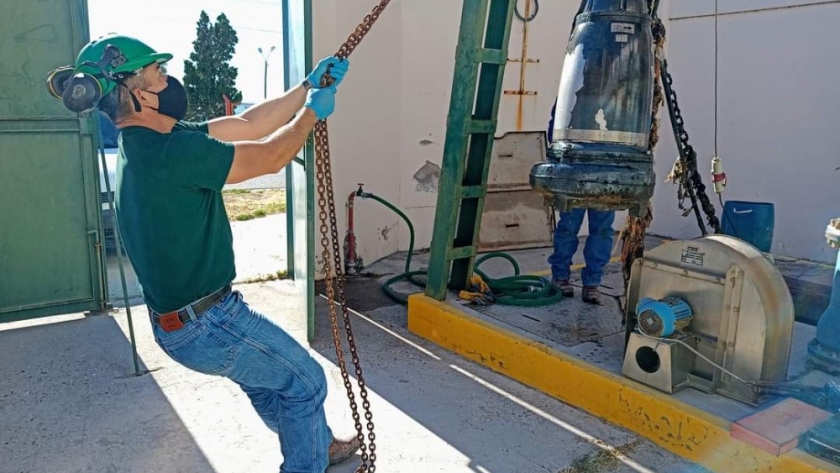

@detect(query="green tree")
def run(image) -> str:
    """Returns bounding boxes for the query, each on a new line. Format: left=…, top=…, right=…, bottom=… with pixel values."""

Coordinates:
left=183, top=11, right=241, bottom=121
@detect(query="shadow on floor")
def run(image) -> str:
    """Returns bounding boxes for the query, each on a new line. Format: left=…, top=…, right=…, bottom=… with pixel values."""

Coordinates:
left=315, top=276, right=400, bottom=313
left=308, top=295, right=706, bottom=473
left=0, top=315, right=218, bottom=473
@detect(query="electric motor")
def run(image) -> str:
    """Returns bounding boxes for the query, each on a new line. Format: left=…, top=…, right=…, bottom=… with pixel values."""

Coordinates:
left=622, top=235, right=795, bottom=404
left=636, top=296, right=693, bottom=337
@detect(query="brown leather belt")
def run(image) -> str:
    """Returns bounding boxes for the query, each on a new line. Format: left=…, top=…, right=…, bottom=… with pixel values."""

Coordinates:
left=152, top=284, right=231, bottom=332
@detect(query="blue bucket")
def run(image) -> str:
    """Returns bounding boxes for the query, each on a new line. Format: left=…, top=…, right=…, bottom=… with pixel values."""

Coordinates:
left=721, top=201, right=775, bottom=253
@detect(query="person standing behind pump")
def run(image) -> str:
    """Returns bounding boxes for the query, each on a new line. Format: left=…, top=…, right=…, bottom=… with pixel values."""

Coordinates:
left=546, top=99, right=616, bottom=305
left=74, top=34, right=360, bottom=473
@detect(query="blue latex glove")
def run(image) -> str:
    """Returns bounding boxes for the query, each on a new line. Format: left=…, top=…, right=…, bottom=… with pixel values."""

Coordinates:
left=306, top=56, right=350, bottom=88
left=304, top=86, right=336, bottom=120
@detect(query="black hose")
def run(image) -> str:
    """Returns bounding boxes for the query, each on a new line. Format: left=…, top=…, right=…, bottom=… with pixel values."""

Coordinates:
left=514, top=0, right=539, bottom=22
left=718, top=194, right=741, bottom=240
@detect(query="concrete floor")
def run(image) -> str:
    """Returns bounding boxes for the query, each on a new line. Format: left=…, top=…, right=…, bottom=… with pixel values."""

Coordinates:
left=1, top=220, right=714, bottom=473
left=1, top=281, right=711, bottom=473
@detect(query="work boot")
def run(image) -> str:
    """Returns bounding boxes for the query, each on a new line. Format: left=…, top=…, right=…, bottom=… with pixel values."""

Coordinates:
left=582, top=286, right=602, bottom=305
left=329, top=435, right=362, bottom=465
left=551, top=279, right=574, bottom=298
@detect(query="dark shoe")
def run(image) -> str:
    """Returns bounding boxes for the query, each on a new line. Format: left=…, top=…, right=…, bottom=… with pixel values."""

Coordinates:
left=552, top=279, right=574, bottom=298
left=582, top=286, right=602, bottom=305
left=329, top=436, right=362, bottom=465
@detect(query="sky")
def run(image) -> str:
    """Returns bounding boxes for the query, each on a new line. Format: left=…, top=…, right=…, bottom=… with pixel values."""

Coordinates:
left=87, top=0, right=287, bottom=105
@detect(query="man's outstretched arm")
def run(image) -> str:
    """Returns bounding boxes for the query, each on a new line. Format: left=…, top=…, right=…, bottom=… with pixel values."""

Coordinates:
left=208, top=84, right=307, bottom=142
left=208, top=56, right=349, bottom=142
left=225, top=87, right=335, bottom=185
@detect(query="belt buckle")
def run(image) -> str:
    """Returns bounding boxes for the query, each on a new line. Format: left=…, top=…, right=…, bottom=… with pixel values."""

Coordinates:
left=158, top=311, right=185, bottom=332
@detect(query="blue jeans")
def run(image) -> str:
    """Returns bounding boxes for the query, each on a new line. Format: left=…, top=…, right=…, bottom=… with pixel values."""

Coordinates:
left=548, top=208, right=616, bottom=287
left=150, top=290, right=332, bottom=473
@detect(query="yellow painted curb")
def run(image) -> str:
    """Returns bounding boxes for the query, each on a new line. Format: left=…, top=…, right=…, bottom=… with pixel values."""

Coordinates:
left=407, top=293, right=838, bottom=473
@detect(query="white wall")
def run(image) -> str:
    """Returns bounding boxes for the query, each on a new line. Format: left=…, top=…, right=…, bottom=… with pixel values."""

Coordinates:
left=651, top=0, right=840, bottom=262
left=312, top=0, right=575, bottom=268
left=312, top=0, right=840, bottom=269
left=312, top=1, right=403, bottom=270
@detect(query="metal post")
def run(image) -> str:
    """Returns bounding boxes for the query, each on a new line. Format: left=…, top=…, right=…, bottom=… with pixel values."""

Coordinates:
left=94, top=114, right=143, bottom=376
left=808, top=218, right=840, bottom=374
left=258, top=46, right=276, bottom=99
left=281, top=0, right=316, bottom=341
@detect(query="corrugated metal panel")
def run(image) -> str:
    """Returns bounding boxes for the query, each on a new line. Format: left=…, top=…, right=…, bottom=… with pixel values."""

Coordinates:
left=0, top=0, right=107, bottom=322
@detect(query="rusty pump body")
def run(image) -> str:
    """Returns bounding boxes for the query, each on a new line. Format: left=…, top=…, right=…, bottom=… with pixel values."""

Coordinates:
left=530, top=0, right=655, bottom=217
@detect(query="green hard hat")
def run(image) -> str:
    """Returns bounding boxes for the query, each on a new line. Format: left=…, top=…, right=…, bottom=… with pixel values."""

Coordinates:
left=74, top=33, right=173, bottom=97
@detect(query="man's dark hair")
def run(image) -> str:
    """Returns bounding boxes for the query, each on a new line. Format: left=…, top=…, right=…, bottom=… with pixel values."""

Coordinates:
left=98, top=74, right=150, bottom=124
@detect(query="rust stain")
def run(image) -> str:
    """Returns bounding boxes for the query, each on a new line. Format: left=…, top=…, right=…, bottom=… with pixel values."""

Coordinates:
left=504, top=0, right=537, bottom=131
left=515, top=0, right=532, bottom=131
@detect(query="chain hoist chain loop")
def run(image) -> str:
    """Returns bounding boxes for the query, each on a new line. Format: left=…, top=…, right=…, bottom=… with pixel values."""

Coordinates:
left=312, top=1, right=392, bottom=471
left=661, top=65, right=722, bottom=234
left=646, top=0, right=721, bottom=236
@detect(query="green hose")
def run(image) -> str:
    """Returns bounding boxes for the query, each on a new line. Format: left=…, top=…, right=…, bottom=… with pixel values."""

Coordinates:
left=358, top=192, right=426, bottom=305
left=357, top=190, right=562, bottom=307
left=473, top=253, right=563, bottom=306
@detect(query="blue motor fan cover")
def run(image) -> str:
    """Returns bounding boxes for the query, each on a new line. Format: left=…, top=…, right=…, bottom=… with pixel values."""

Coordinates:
left=636, top=297, right=693, bottom=337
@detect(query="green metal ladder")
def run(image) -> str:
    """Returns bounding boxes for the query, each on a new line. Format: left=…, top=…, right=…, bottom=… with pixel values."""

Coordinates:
left=425, top=0, right=518, bottom=300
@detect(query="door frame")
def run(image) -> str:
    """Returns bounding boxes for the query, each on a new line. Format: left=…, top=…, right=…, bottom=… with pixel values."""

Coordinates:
left=282, top=0, right=316, bottom=341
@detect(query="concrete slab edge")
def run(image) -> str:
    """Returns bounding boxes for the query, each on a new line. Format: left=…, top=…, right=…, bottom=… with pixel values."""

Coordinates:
left=406, top=293, right=838, bottom=473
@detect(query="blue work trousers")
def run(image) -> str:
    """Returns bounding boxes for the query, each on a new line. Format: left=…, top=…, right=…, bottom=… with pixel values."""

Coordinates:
left=151, top=290, right=332, bottom=473
left=548, top=208, right=616, bottom=287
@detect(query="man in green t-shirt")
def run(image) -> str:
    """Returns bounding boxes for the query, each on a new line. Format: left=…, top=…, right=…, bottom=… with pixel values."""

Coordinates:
left=67, top=34, right=360, bottom=472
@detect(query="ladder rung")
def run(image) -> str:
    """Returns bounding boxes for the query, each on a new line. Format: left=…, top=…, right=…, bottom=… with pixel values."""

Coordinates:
left=476, top=48, right=506, bottom=65
left=448, top=246, right=477, bottom=260
left=459, top=186, right=486, bottom=199
left=465, top=119, right=496, bottom=134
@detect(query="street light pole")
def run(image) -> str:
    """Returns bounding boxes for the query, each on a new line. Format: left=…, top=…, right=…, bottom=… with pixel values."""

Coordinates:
left=258, top=46, right=276, bottom=99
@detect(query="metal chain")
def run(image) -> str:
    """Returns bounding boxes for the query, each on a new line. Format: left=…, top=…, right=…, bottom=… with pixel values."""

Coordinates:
left=622, top=2, right=721, bottom=292
left=660, top=60, right=722, bottom=234
left=313, top=1, right=392, bottom=471
left=333, top=2, right=391, bottom=62
left=619, top=2, right=664, bottom=288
